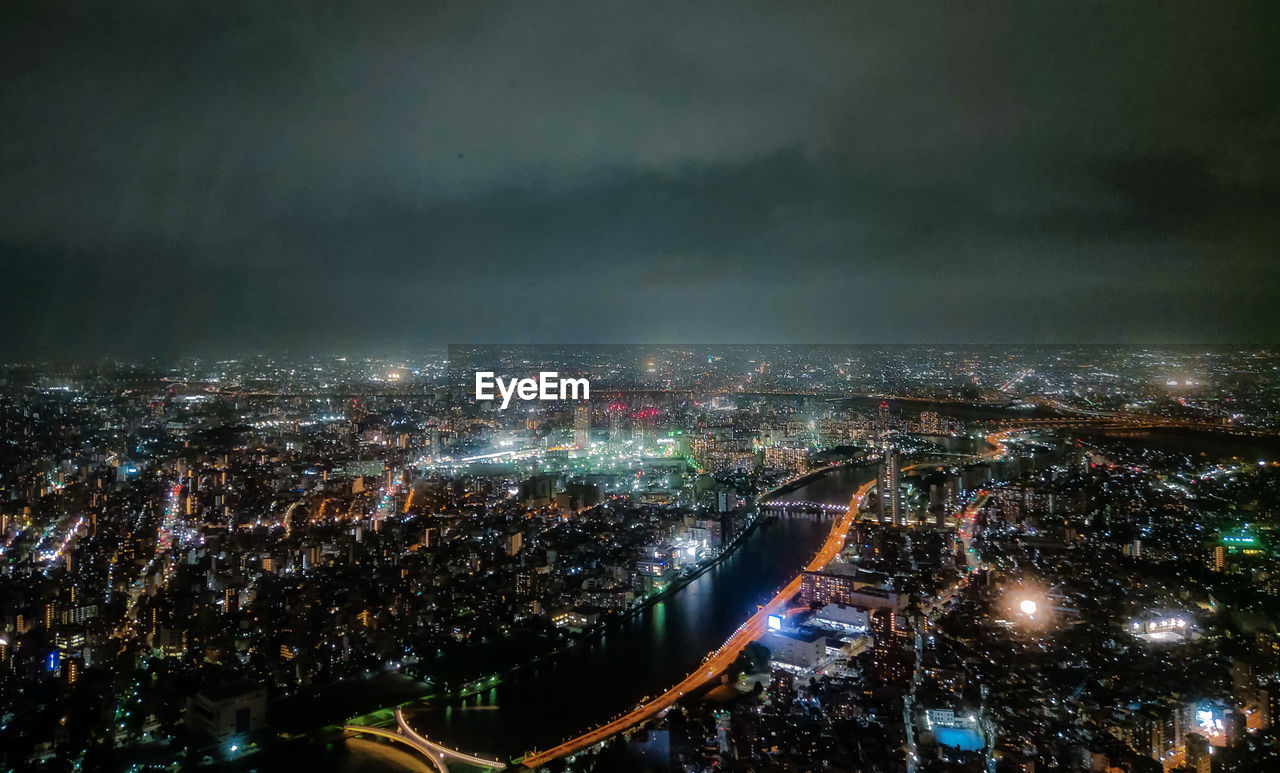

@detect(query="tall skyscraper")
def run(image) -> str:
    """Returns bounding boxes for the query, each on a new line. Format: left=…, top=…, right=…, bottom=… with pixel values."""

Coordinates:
left=878, top=400, right=891, bottom=439
left=878, top=446, right=901, bottom=525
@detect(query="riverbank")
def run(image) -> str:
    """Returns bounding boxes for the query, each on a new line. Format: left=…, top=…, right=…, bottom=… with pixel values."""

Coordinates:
left=333, top=463, right=876, bottom=740
left=452, top=464, right=874, bottom=705
left=517, top=468, right=880, bottom=768
left=338, top=497, right=786, bottom=737
left=405, top=512, right=839, bottom=756
left=757, top=457, right=868, bottom=503
left=429, top=504, right=773, bottom=705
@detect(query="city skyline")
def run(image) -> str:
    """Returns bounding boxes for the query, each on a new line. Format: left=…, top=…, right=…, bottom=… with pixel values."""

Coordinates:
left=3, top=345, right=1280, bottom=771
left=4, top=2, right=1280, bottom=772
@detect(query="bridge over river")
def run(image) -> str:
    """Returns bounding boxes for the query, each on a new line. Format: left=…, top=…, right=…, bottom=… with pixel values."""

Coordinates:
left=346, top=708, right=507, bottom=772
left=351, top=430, right=1026, bottom=770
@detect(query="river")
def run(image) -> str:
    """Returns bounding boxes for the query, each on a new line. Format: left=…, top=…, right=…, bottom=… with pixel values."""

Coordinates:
left=332, top=465, right=875, bottom=767
left=334, top=422, right=1276, bottom=769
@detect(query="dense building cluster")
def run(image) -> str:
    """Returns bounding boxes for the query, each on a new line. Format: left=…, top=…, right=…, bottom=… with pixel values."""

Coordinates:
left=1, top=346, right=1278, bottom=772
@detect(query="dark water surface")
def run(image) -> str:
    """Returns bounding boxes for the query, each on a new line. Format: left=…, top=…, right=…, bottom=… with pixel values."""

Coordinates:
left=334, top=424, right=1272, bottom=768
left=388, top=468, right=876, bottom=758
left=406, top=513, right=835, bottom=756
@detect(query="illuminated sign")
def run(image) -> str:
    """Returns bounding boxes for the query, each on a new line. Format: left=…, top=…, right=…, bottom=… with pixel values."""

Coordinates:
left=1196, top=706, right=1224, bottom=734
left=767, top=615, right=783, bottom=631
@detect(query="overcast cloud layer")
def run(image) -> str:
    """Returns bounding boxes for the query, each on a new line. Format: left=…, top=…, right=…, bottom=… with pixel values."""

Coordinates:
left=2, top=1, right=1278, bottom=357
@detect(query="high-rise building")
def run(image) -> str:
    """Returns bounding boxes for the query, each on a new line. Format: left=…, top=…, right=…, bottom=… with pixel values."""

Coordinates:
left=803, top=576, right=902, bottom=610
left=878, top=447, right=901, bottom=525
left=515, top=567, right=541, bottom=598
left=715, top=710, right=731, bottom=754
left=633, top=406, right=658, bottom=444
left=919, top=410, right=941, bottom=434
left=763, top=443, right=808, bottom=474
left=878, top=401, right=891, bottom=439
left=1184, top=732, right=1210, bottom=773
left=573, top=405, right=590, bottom=447
left=930, top=479, right=957, bottom=523
left=608, top=402, right=627, bottom=442
left=870, top=609, right=913, bottom=686
left=1225, top=709, right=1246, bottom=744
left=801, top=570, right=860, bottom=607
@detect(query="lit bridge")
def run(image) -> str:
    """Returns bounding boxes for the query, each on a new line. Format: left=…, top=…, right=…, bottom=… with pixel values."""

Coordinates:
left=517, top=432, right=1017, bottom=769
left=344, top=708, right=507, bottom=772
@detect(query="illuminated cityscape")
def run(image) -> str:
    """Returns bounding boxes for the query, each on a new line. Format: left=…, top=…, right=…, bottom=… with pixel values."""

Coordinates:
left=3, top=2, right=1279, bottom=772
left=2, top=347, right=1280, bottom=772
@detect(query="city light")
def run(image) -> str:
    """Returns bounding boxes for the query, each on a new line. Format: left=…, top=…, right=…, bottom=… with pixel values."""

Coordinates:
left=1, top=344, right=1277, bottom=771
left=999, top=583, right=1052, bottom=631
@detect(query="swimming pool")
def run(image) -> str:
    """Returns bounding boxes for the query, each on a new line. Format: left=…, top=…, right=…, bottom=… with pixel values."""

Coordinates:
left=934, top=727, right=983, bottom=751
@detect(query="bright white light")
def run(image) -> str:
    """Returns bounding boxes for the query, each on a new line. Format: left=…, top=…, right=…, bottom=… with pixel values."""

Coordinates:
left=1019, top=599, right=1038, bottom=616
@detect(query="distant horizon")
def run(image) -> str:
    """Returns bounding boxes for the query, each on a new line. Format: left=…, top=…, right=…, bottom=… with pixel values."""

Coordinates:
left=6, top=340, right=1280, bottom=363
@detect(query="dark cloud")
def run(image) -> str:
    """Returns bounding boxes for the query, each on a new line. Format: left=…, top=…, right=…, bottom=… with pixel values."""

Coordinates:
left=1, top=1, right=1278, bottom=357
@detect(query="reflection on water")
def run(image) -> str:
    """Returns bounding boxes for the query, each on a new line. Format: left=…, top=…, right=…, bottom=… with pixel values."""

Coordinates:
left=413, top=469, right=871, bottom=757
left=340, top=426, right=1280, bottom=768
left=337, top=737, right=434, bottom=773
left=1077, top=427, right=1280, bottom=460
left=338, top=465, right=872, bottom=765
left=771, top=465, right=878, bottom=506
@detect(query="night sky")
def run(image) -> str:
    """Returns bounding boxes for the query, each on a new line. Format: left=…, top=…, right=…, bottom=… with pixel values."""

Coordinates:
left=2, top=2, right=1277, bottom=357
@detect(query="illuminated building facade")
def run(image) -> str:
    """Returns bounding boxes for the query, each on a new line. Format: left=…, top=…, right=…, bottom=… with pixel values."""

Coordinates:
left=870, top=609, right=913, bottom=686
left=877, top=449, right=900, bottom=525
left=573, top=404, right=590, bottom=447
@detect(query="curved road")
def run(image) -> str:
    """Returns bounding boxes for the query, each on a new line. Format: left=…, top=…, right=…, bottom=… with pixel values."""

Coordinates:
left=347, top=708, right=507, bottom=772
left=518, top=476, right=875, bottom=768
left=519, top=431, right=1014, bottom=769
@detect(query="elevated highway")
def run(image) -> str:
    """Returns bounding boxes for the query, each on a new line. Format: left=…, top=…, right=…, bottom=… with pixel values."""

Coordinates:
left=345, top=708, right=507, bottom=772
left=518, top=476, right=880, bottom=768
left=518, top=430, right=1016, bottom=769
